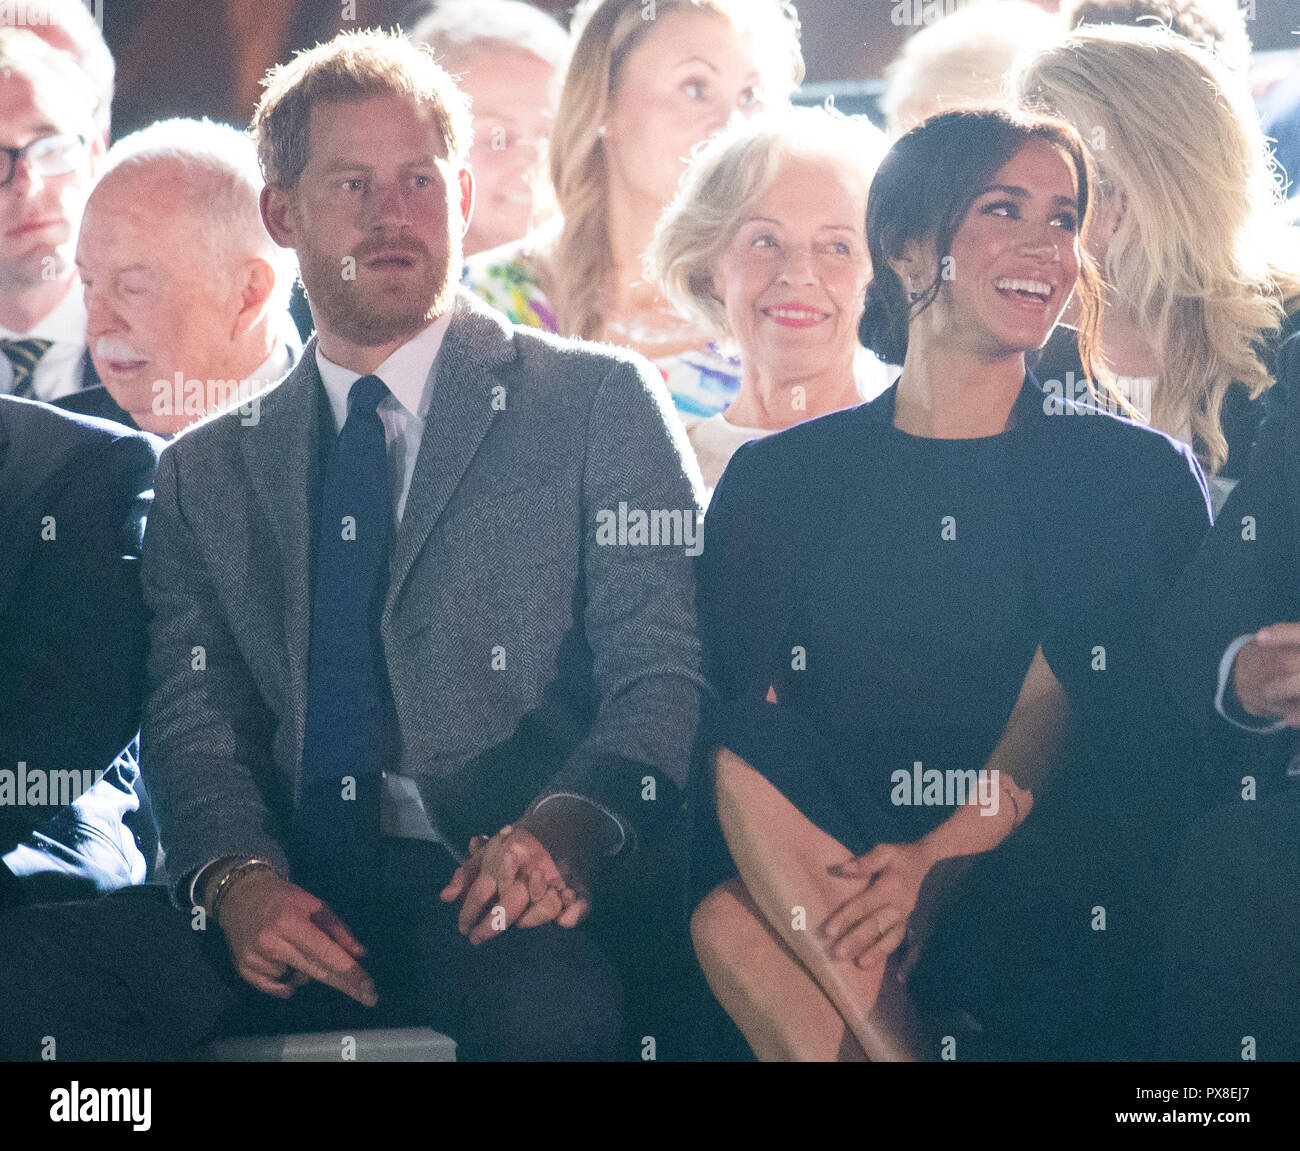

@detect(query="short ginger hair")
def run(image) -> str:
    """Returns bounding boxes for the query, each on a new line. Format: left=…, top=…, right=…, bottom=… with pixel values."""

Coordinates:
left=250, top=28, right=473, bottom=189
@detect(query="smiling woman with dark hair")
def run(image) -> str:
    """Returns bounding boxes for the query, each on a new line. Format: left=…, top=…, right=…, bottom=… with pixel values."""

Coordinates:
left=690, top=107, right=1213, bottom=1061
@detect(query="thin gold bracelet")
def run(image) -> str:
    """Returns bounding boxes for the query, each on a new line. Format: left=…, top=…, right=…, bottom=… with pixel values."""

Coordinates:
left=209, top=859, right=277, bottom=926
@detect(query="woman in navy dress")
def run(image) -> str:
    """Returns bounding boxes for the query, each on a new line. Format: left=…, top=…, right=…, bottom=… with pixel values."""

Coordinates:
left=691, top=107, right=1212, bottom=1061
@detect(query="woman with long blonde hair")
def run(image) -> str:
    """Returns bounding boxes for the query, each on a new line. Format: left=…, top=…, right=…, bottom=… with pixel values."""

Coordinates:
left=462, top=0, right=807, bottom=423
left=1016, top=25, right=1300, bottom=507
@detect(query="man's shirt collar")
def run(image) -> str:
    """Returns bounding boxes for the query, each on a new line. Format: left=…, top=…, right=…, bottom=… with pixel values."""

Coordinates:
left=315, top=309, right=452, bottom=433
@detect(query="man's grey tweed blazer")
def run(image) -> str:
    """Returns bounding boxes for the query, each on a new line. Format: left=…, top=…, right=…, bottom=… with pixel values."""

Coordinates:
left=141, top=290, right=709, bottom=905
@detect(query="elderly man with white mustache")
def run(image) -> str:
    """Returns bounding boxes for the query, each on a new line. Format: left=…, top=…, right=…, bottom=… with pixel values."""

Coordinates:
left=57, top=118, right=300, bottom=436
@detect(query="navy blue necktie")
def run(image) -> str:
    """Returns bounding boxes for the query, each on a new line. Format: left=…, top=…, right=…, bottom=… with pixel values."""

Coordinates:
left=296, top=374, right=394, bottom=920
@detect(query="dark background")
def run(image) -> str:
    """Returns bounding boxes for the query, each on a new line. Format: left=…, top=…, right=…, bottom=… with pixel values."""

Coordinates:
left=91, top=1, right=1300, bottom=141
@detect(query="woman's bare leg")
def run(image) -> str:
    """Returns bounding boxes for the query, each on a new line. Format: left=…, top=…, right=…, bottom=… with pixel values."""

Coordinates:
left=692, top=878, right=868, bottom=1061
left=713, top=747, right=930, bottom=1061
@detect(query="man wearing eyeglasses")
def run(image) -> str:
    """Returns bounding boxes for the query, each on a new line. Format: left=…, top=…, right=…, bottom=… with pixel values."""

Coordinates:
left=0, top=30, right=103, bottom=404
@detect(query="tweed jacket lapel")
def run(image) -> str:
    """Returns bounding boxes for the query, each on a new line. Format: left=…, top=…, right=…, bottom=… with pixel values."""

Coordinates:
left=240, top=342, right=327, bottom=769
left=384, top=292, right=516, bottom=622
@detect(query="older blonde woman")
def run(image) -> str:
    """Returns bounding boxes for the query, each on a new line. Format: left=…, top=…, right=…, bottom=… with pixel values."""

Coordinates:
left=1016, top=25, right=1300, bottom=508
left=462, top=0, right=804, bottom=423
left=651, top=106, right=893, bottom=487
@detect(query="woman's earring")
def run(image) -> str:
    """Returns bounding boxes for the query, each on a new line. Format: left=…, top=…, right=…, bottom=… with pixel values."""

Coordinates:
left=596, top=124, right=607, bottom=137
left=907, top=277, right=921, bottom=302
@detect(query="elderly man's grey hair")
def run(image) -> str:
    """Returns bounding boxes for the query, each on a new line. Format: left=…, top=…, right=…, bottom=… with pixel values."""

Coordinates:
left=409, top=0, right=571, bottom=73
left=102, top=118, right=298, bottom=315
left=651, top=104, right=888, bottom=344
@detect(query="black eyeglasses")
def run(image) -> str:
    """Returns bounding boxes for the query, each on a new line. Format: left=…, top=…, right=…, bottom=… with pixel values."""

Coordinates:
left=0, top=134, right=87, bottom=187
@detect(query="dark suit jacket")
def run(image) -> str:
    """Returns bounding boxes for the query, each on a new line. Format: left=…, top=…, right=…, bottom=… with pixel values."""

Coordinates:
left=1153, top=331, right=1300, bottom=1059
left=0, top=397, right=161, bottom=857
left=142, top=291, right=708, bottom=905
left=1161, top=330, right=1300, bottom=788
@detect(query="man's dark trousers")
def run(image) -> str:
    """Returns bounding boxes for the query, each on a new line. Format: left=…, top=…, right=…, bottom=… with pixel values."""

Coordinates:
left=0, top=839, right=621, bottom=1062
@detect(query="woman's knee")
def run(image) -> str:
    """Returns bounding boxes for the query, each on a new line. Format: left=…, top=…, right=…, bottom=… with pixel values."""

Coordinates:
left=690, top=879, right=761, bottom=970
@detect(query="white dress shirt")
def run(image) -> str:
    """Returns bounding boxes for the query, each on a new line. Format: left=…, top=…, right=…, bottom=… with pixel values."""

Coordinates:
left=0, top=280, right=88, bottom=402
left=1215, top=633, right=1288, bottom=733
left=314, top=310, right=453, bottom=527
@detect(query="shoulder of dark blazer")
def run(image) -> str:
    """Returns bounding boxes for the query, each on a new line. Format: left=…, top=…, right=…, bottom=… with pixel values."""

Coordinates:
left=1245, top=329, right=1300, bottom=490
left=1027, top=317, right=1300, bottom=483
left=0, top=396, right=160, bottom=495
left=0, top=398, right=162, bottom=564
left=1218, top=310, right=1300, bottom=478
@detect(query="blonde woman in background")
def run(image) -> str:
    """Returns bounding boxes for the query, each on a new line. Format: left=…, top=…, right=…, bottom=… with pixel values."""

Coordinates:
left=1060, top=0, right=1252, bottom=76
left=651, top=106, right=892, bottom=489
left=1016, top=25, right=1300, bottom=509
left=462, top=0, right=804, bottom=424
left=880, top=0, right=1060, bottom=138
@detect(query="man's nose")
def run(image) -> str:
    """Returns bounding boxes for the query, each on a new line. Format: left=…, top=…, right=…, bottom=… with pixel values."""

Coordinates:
left=4, top=155, right=41, bottom=196
left=85, top=286, right=122, bottom=337
left=366, top=178, right=413, bottom=228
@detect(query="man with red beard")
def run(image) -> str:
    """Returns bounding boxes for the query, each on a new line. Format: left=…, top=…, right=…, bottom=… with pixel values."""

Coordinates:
left=0, top=30, right=705, bottom=1063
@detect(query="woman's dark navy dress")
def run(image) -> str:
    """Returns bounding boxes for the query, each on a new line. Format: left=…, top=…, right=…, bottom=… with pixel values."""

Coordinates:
left=693, top=374, right=1211, bottom=1059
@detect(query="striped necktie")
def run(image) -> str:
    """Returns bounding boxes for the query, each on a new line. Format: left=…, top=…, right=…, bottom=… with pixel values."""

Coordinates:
left=1, top=338, right=54, bottom=399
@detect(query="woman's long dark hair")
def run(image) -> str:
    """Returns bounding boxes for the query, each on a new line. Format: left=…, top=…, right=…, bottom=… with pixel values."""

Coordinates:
left=859, top=106, right=1105, bottom=385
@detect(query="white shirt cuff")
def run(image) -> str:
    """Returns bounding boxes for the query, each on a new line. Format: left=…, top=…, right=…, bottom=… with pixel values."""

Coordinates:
left=1215, top=633, right=1289, bottom=733
left=187, top=861, right=215, bottom=909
